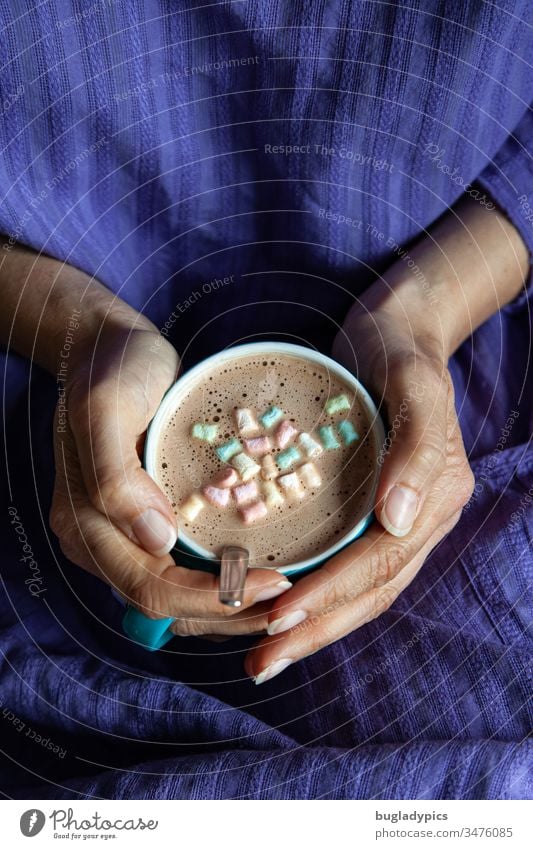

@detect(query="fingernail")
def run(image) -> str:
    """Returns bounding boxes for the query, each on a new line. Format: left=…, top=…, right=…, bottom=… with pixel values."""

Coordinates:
left=131, top=508, right=177, bottom=555
left=253, top=580, right=292, bottom=604
left=267, top=609, right=307, bottom=635
left=382, top=485, right=419, bottom=537
left=254, top=657, right=293, bottom=685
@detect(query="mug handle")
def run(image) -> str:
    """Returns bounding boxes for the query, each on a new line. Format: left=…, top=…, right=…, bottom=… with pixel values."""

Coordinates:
left=122, top=606, right=176, bottom=651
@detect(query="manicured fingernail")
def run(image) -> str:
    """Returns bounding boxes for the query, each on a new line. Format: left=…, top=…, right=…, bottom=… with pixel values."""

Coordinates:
left=382, top=485, right=418, bottom=536
left=267, top=609, right=307, bottom=635
left=253, top=580, right=292, bottom=604
left=131, top=508, right=177, bottom=555
left=254, top=657, right=293, bottom=685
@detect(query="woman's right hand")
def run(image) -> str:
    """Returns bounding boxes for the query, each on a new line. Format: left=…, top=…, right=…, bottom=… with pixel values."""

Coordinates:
left=49, top=314, right=291, bottom=638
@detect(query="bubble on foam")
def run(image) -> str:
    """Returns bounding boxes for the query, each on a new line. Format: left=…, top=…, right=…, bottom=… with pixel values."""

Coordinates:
left=153, top=354, right=376, bottom=567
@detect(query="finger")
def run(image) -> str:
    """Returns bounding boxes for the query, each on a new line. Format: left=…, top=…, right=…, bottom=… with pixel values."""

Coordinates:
left=55, top=497, right=292, bottom=621
left=259, top=473, right=464, bottom=638
left=170, top=601, right=272, bottom=637
left=246, top=512, right=461, bottom=684
left=50, top=425, right=293, bottom=631
left=69, top=342, right=179, bottom=556
left=375, top=356, right=450, bottom=537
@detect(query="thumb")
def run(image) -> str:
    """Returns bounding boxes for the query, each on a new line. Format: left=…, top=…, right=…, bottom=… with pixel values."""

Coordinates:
left=375, top=359, right=450, bottom=537
left=69, top=367, right=178, bottom=557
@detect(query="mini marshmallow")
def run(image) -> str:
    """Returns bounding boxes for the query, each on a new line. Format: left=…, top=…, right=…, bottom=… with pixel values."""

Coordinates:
left=235, top=407, right=259, bottom=435
left=261, top=454, right=278, bottom=480
left=278, top=472, right=305, bottom=500
left=337, top=419, right=359, bottom=446
left=324, top=394, right=351, bottom=415
left=319, top=425, right=340, bottom=450
left=231, top=452, right=261, bottom=481
left=191, top=422, right=218, bottom=442
left=212, top=467, right=239, bottom=488
left=239, top=500, right=268, bottom=525
left=202, top=485, right=230, bottom=508
left=275, top=420, right=298, bottom=449
left=179, top=493, right=205, bottom=522
left=299, top=462, right=322, bottom=489
left=263, top=480, right=284, bottom=508
left=243, top=436, right=271, bottom=456
left=276, top=445, right=301, bottom=470
left=216, top=437, right=242, bottom=463
left=233, top=480, right=259, bottom=506
left=298, top=432, right=323, bottom=458
left=260, top=405, right=284, bottom=430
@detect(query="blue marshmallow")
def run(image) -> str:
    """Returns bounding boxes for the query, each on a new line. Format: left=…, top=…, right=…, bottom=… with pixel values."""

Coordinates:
left=276, top=445, right=301, bottom=470
left=260, top=406, right=284, bottom=429
left=337, top=420, right=359, bottom=446
left=191, top=422, right=218, bottom=443
left=216, top=438, right=242, bottom=462
left=319, top=425, right=340, bottom=450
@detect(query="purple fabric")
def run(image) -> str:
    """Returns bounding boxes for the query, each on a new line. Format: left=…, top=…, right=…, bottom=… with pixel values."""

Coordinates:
left=0, top=1, right=532, bottom=799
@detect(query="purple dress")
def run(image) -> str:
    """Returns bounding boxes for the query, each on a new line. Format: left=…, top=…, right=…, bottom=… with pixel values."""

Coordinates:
left=0, top=1, right=531, bottom=798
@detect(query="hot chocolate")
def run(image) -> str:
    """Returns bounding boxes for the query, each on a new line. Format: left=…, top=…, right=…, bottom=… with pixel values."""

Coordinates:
left=154, top=350, right=378, bottom=569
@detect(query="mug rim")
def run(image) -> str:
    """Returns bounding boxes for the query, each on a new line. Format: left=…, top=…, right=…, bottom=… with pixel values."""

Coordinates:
left=144, top=342, right=385, bottom=575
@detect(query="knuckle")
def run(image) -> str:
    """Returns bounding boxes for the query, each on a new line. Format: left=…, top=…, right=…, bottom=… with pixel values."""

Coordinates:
left=307, top=627, right=328, bottom=657
left=57, top=532, right=79, bottom=563
left=88, top=472, right=126, bottom=516
left=49, top=505, right=80, bottom=562
left=415, top=440, right=446, bottom=479
left=130, top=579, right=165, bottom=619
left=321, top=574, right=343, bottom=610
left=460, top=466, right=476, bottom=504
left=49, top=504, right=68, bottom=538
left=372, top=544, right=405, bottom=587
left=170, top=617, right=204, bottom=638
left=370, top=585, right=398, bottom=621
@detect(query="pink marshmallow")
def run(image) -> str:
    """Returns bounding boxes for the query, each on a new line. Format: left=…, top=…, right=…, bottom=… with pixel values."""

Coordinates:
left=243, top=436, right=271, bottom=456
left=233, top=480, right=259, bottom=506
left=239, top=500, right=268, bottom=525
left=275, top=420, right=298, bottom=449
left=212, top=468, right=239, bottom=488
left=202, top=485, right=230, bottom=508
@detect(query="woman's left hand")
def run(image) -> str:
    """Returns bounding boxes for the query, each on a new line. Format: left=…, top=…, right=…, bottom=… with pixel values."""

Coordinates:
left=245, top=273, right=475, bottom=685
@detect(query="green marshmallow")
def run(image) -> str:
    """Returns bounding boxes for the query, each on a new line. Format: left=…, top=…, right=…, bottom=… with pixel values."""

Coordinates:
left=319, top=425, right=340, bottom=450
left=191, top=423, right=218, bottom=443
left=324, top=394, right=351, bottom=415
left=276, top=445, right=301, bottom=470
left=260, top=406, right=284, bottom=429
left=337, top=420, right=359, bottom=446
left=216, top=437, right=242, bottom=462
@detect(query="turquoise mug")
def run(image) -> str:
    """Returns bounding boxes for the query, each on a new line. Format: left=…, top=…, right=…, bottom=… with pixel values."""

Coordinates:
left=122, top=342, right=385, bottom=649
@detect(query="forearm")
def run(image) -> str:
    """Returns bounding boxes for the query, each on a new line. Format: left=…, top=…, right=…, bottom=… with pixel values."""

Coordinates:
left=339, top=193, right=530, bottom=361
left=0, top=242, right=154, bottom=375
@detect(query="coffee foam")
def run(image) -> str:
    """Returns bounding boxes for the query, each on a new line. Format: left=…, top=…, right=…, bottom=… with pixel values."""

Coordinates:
left=155, top=354, right=377, bottom=568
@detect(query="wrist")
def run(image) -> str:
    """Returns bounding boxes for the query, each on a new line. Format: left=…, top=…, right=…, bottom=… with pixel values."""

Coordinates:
left=58, top=298, right=158, bottom=387
left=47, top=275, right=156, bottom=379
left=1, top=242, right=158, bottom=375
left=334, top=270, right=450, bottom=374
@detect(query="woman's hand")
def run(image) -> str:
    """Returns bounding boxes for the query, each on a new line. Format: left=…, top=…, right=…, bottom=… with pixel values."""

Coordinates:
left=245, top=194, right=529, bottom=684
left=46, top=304, right=291, bottom=639
left=0, top=245, right=290, bottom=639
left=50, top=318, right=292, bottom=637
left=244, top=297, right=474, bottom=682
